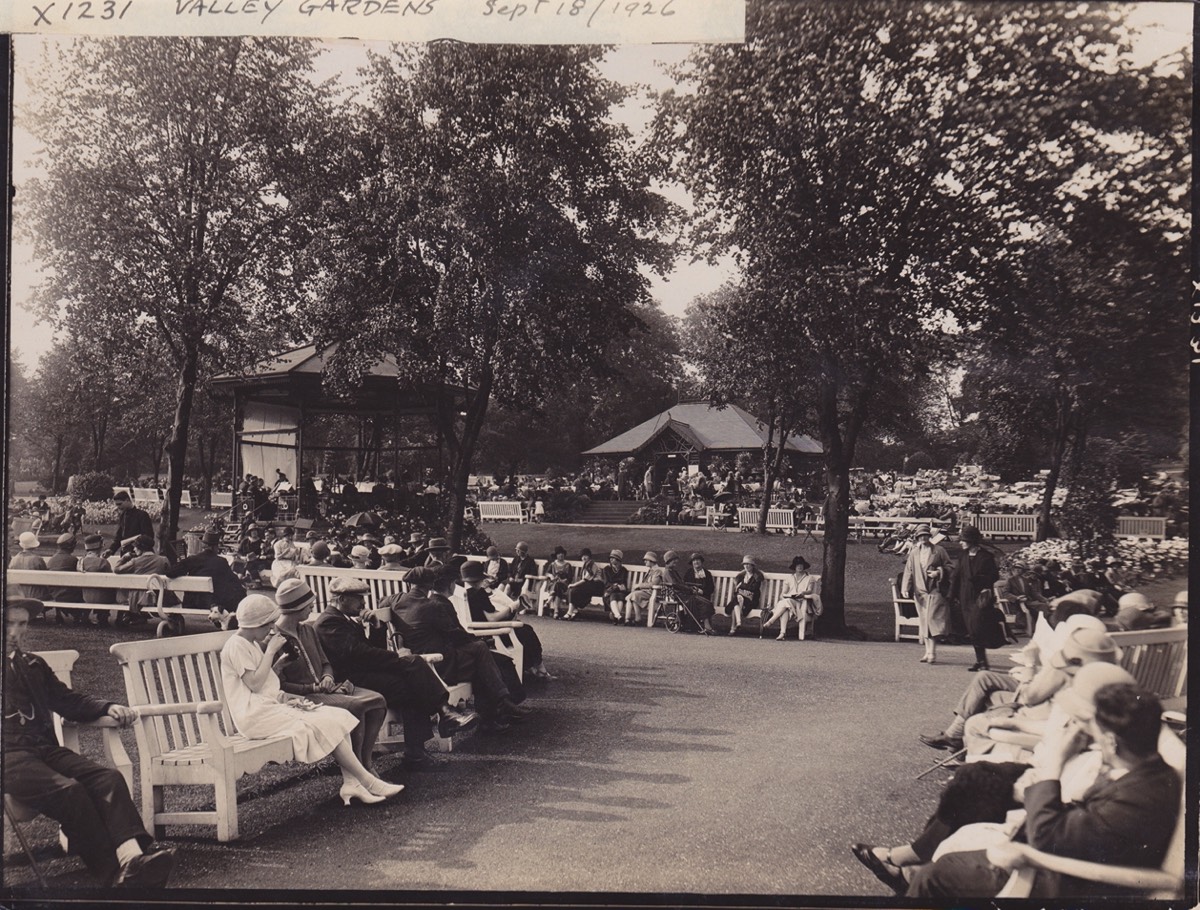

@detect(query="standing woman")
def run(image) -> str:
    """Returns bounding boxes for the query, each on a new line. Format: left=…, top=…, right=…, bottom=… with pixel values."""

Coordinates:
left=951, top=525, right=1003, bottom=672
left=900, top=525, right=952, bottom=664
left=727, top=555, right=763, bottom=636
left=219, top=595, right=403, bottom=806
left=762, top=556, right=819, bottom=641
left=270, top=526, right=300, bottom=588
left=272, top=579, right=389, bottom=776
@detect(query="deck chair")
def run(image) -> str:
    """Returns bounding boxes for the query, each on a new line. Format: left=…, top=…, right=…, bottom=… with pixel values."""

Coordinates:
left=987, top=727, right=1186, bottom=899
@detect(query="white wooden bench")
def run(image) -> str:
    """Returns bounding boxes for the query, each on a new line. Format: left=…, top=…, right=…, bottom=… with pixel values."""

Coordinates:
left=1110, top=626, right=1187, bottom=710
left=211, top=492, right=234, bottom=509
left=178, top=491, right=193, bottom=508
left=1115, top=515, right=1167, bottom=540
left=967, top=513, right=1038, bottom=540
left=7, top=569, right=214, bottom=638
left=4, top=650, right=134, bottom=869
left=110, top=631, right=298, bottom=842
left=477, top=501, right=527, bottom=523
left=736, top=507, right=797, bottom=534
left=890, top=581, right=922, bottom=642
left=131, top=487, right=163, bottom=507
left=528, top=559, right=650, bottom=620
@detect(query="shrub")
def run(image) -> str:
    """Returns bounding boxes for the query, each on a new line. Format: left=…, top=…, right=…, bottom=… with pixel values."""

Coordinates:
left=68, top=471, right=119, bottom=502
left=628, top=502, right=669, bottom=524
left=540, top=490, right=588, bottom=523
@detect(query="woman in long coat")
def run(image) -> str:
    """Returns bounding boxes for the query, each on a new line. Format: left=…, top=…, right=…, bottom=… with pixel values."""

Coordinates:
left=951, top=525, right=1002, bottom=671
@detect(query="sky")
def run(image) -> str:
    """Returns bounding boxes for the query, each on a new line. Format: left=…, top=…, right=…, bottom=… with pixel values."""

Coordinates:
left=6, top=2, right=1190, bottom=369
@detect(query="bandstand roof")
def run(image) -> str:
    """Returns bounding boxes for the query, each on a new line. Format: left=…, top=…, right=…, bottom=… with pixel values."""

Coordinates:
left=211, top=343, right=459, bottom=414
left=582, top=402, right=822, bottom=457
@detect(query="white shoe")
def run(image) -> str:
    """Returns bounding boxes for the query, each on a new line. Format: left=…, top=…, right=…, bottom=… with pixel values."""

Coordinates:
left=365, top=776, right=405, bottom=798
left=340, top=780, right=386, bottom=806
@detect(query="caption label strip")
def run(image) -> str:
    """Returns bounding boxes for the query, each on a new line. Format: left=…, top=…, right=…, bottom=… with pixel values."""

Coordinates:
left=1, top=0, right=744, bottom=43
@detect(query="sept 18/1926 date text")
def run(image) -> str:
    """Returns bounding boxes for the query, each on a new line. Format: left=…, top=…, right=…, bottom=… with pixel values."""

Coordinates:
left=482, top=0, right=674, bottom=25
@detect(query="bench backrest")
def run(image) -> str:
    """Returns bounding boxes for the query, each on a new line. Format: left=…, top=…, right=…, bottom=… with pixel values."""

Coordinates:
left=1110, top=627, right=1187, bottom=700
left=478, top=502, right=525, bottom=519
left=211, top=492, right=234, bottom=509
left=1114, top=516, right=1167, bottom=540
left=131, top=487, right=163, bottom=505
left=110, top=631, right=237, bottom=758
left=969, top=513, right=1038, bottom=537
left=297, top=564, right=412, bottom=615
left=32, top=650, right=79, bottom=745
left=7, top=570, right=212, bottom=601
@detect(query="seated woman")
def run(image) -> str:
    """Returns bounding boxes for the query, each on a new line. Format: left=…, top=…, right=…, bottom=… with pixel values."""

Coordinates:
left=461, top=561, right=554, bottom=680
left=273, top=579, right=389, bottom=775
left=602, top=550, right=630, bottom=624
left=726, top=555, right=764, bottom=636
left=219, top=594, right=403, bottom=806
left=683, top=553, right=717, bottom=630
left=627, top=552, right=662, bottom=625
left=663, top=550, right=715, bottom=634
left=566, top=548, right=605, bottom=620
left=545, top=547, right=573, bottom=619
left=762, top=556, right=820, bottom=641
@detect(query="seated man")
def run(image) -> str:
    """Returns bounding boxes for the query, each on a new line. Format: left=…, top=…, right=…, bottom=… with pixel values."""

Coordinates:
left=502, top=541, right=538, bottom=612
left=113, top=535, right=171, bottom=627
left=1110, top=592, right=1173, bottom=632
left=4, top=598, right=177, bottom=887
left=46, top=533, right=85, bottom=624
left=907, top=679, right=1180, bottom=899
left=164, top=530, right=247, bottom=628
left=460, top=561, right=552, bottom=680
left=388, top=568, right=529, bottom=734
left=481, top=546, right=509, bottom=592
left=9, top=531, right=48, bottom=600
left=919, top=614, right=1108, bottom=753
left=312, top=577, right=476, bottom=770
left=79, top=534, right=117, bottom=627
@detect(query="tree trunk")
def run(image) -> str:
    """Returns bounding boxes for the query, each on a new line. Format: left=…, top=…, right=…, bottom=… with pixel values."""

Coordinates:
left=440, top=370, right=494, bottom=552
left=1036, top=392, right=1071, bottom=542
left=51, top=437, right=64, bottom=495
left=159, top=347, right=200, bottom=561
left=756, top=403, right=777, bottom=535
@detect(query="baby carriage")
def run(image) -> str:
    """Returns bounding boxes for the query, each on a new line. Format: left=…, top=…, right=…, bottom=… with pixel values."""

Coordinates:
left=655, top=585, right=712, bottom=635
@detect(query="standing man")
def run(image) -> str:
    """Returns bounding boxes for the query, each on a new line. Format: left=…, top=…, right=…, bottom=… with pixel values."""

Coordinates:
left=312, top=578, right=477, bottom=770
left=105, top=492, right=154, bottom=558
left=901, top=525, right=952, bottom=664
left=4, top=598, right=177, bottom=887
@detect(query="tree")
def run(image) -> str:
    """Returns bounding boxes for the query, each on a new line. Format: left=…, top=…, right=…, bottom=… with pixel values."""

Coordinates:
left=21, top=345, right=88, bottom=493
left=22, top=37, right=330, bottom=554
left=308, top=43, right=676, bottom=547
left=655, top=0, right=1189, bottom=629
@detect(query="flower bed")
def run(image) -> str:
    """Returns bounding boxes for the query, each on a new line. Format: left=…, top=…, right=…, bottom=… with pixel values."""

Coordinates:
left=1005, top=538, right=1187, bottom=586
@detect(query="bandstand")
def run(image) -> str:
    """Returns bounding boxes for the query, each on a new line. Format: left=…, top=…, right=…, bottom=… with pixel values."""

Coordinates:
left=211, top=343, right=461, bottom=520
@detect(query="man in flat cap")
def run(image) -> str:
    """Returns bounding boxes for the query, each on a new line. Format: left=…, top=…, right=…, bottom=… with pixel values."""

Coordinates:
left=312, top=577, right=476, bottom=770
left=113, top=535, right=171, bottom=627
left=46, top=533, right=85, bottom=623
left=79, top=534, right=117, bottom=626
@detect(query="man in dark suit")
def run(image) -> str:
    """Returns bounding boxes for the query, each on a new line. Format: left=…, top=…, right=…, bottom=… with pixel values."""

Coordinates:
left=105, top=492, right=154, bottom=558
left=164, top=530, right=246, bottom=623
left=907, top=681, right=1181, bottom=900
left=481, top=546, right=510, bottom=591
left=311, top=577, right=476, bottom=770
left=4, top=598, right=177, bottom=887
left=386, top=568, right=525, bottom=733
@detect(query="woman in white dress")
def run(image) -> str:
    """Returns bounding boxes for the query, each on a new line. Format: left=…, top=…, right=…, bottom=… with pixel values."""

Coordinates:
left=270, top=526, right=300, bottom=588
left=762, top=556, right=820, bottom=641
left=219, top=594, right=404, bottom=806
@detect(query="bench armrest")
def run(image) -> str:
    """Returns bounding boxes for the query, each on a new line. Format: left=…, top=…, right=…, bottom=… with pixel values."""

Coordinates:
left=470, top=621, right=524, bottom=629
left=63, top=716, right=124, bottom=729
left=132, top=701, right=225, bottom=717
left=986, top=842, right=1180, bottom=893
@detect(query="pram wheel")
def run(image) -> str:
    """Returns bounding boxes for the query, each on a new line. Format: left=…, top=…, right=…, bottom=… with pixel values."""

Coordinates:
left=665, top=612, right=682, bottom=633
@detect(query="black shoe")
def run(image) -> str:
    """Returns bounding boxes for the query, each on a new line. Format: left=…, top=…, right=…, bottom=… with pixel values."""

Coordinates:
left=113, top=846, right=177, bottom=888
left=967, top=662, right=983, bottom=672
left=850, top=844, right=907, bottom=896
left=401, top=751, right=441, bottom=771
left=480, top=717, right=511, bottom=734
left=918, top=734, right=963, bottom=752
left=437, top=711, right=478, bottom=738
left=501, top=698, right=534, bottom=717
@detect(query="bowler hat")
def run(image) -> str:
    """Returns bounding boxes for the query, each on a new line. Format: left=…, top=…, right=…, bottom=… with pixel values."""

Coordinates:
left=275, top=579, right=315, bottom=614
left=235, top=594, right=280, bottom=629
left=1056, top=663, right=1137, bottom=721
left=84, top=534, right=104, bottom=551
left=202, top=530, right=222, bottom=548
left=18, top=532, right=39, bottom=550
left=959, top=525, right=982, bottom=545
left=460, top=561, right=486, bottom=583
